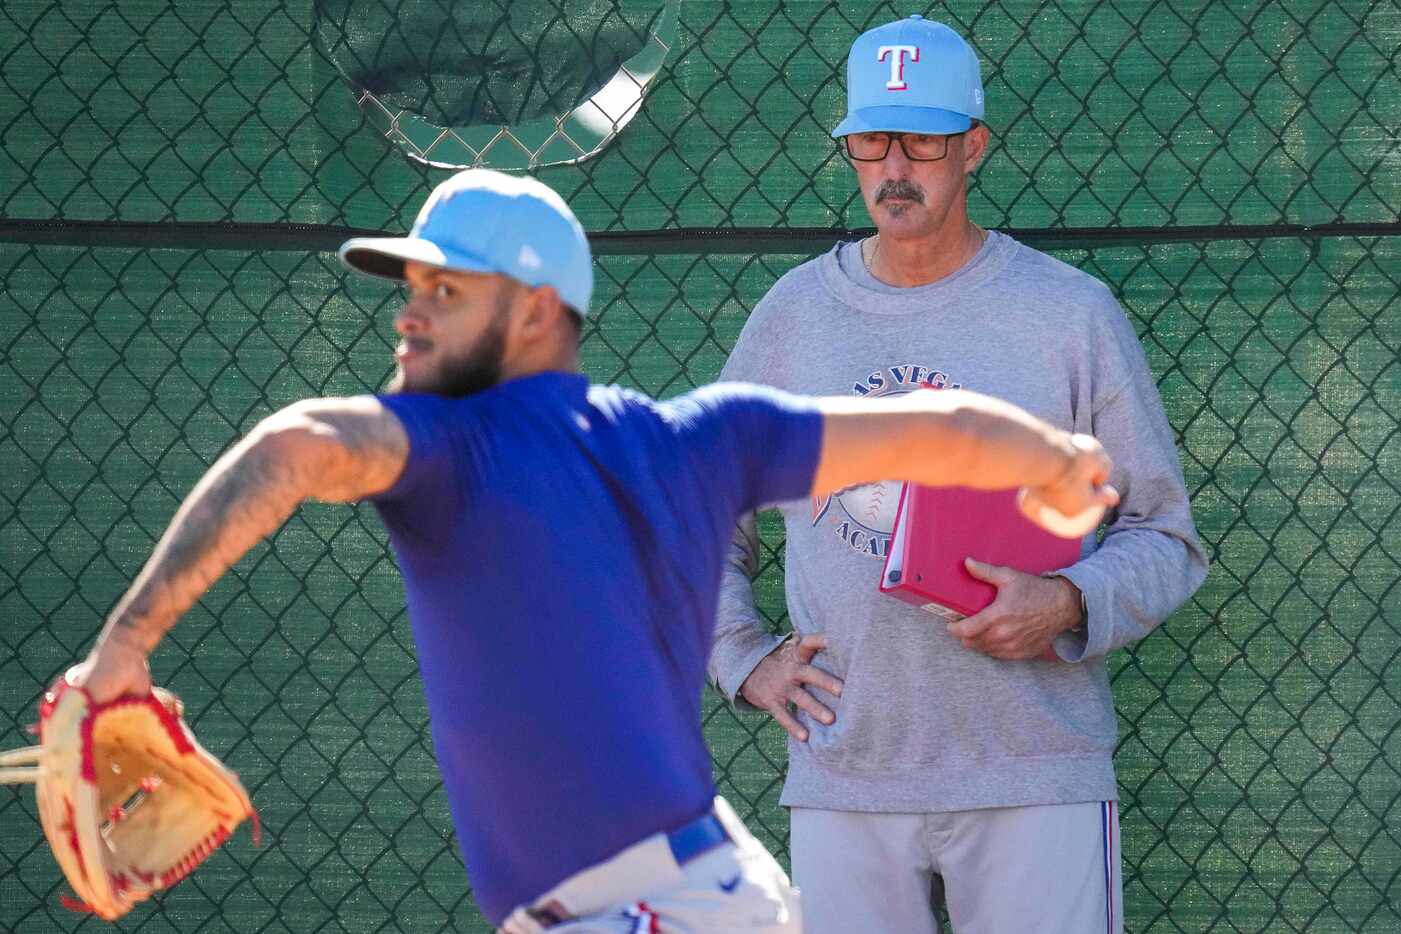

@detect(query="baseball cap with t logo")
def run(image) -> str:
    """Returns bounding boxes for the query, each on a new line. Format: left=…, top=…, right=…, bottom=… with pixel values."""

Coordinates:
left=831, top=14, right=984, bottom=138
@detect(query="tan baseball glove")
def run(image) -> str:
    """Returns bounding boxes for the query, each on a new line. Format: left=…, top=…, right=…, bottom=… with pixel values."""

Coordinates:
left=0, top=674, right=257, bottom=921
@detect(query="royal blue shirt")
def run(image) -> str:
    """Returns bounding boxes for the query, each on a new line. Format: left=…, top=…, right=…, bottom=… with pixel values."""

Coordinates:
left=370, top=373, right=822, bottom=924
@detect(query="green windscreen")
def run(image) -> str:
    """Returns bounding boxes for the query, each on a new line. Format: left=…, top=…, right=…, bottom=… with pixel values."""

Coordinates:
left=2, top=3, right=1398, bottom=931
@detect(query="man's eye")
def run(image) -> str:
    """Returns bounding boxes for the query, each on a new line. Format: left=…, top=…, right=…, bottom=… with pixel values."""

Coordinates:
left=435, top=283, right=452, bottom=300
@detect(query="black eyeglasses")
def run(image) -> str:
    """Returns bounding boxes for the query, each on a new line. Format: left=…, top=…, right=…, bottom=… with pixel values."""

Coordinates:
left=842, top=128, right=974, bottom=162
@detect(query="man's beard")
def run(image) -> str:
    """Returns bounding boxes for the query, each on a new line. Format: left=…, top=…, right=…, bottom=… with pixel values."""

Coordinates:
left=387, top=306, right=508, bottom=398
left=874, top=178, right=926, bottom=218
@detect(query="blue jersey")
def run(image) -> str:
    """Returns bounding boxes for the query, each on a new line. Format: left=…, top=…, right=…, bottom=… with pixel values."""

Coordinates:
left=370, top=373, right=822, bottom=924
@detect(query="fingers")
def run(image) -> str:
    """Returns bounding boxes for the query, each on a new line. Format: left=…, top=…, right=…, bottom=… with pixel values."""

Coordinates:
left=796, top=663, right=844, bottom=699
left=793, top=633, right=828, bottom=664
left=1069, top=433, right=1112, bottom=483
left=951, top=618, right=1060, bottom=660
left=956, top=634, right=1039, bottom=659
left=788, top=685, right=835, bottom=725
left=76, top=639, right=154, bottom=705
left=963, top=557, right=1013, bottom=585
left=947, top=612, right=994, bottom=643
left=64, top=660, right=93, bottom=688
left=747, top=632, right=842, bottom=742
left=793, top=633, right=842, bottom=697
left=768, top=703, right=811, bottom=742
left=1018, top=487, right=1105, bottom=538
left=1022, top=435, right=1118, bottom=533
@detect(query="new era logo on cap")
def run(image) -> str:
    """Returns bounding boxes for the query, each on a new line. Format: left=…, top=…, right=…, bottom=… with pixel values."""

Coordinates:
left=832, top=15, right=985, bottom=138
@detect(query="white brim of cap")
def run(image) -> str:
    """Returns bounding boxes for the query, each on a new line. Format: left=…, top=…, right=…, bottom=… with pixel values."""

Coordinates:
left=338, top=236, right=496, bottom=282
left=832, top=106, right=975, bottom=138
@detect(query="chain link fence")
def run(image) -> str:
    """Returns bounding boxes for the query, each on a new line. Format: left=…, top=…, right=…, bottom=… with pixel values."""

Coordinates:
left=2, top=2, right=1399, bottom=931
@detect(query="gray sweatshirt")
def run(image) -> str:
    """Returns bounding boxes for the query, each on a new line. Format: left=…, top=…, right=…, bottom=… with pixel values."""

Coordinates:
left=709, top=232, right=1209, bottom=812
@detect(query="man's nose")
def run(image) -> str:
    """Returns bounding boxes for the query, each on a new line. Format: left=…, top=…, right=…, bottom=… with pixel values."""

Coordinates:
left=881, top=138, right=913, bottom=173
left=394, top=299, right=428, bottom=335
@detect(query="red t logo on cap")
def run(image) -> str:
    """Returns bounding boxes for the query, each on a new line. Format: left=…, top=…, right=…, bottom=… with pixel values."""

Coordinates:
left=878, top=45, right=920, bottom=90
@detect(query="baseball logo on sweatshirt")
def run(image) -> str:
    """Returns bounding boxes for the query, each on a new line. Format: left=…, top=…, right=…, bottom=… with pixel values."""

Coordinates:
left=812, top=363, right=961, bottom=558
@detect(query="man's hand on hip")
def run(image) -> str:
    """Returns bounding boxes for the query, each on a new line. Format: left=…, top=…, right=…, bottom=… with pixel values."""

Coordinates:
left=946, top=560, right=1083, bottom=661
left=739, top=633, right=843, bottom=742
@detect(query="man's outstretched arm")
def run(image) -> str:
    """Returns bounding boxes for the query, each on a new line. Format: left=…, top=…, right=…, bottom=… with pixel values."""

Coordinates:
left=78, top=396, right=408, bottom=699
left=811, top=389, right=1117, bottom=524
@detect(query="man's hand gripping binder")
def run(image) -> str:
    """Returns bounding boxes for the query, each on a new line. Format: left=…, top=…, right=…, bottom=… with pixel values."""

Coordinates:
left=879, top=483, right=1083, bottom=622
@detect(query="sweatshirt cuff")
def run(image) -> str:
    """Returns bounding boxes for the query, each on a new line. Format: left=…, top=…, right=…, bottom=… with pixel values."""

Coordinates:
left=713, top=630, right=788, bottom=709
left=1052, top=564, right=1109, bottom=662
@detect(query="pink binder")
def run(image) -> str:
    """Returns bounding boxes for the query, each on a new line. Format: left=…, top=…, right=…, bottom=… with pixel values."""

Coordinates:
left=879, top=483, right=1083, bottom=621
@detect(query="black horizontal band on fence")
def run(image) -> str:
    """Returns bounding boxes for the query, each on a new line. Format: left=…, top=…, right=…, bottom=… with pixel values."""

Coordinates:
left=592, top=221, right=1401, bottom=253
left=2, top=218, right=1398, bottom=256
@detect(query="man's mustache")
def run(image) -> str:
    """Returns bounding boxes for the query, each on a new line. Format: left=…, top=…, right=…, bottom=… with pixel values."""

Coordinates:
left=875, top=180, right=926, bottom=204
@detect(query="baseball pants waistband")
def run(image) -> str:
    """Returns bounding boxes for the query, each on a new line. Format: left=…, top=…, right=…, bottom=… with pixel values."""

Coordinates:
left=516, top=796, right=745, bottom=928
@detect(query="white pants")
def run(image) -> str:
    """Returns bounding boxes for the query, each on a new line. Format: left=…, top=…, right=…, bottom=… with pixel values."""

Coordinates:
left=791, top=801, right=1122, bottom=934
left=501, top=797, right=801, bottom=933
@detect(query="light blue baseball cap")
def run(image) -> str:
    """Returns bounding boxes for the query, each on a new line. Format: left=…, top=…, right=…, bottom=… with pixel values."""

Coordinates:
left=832, top=15, right=985, bottom=138
left=339, top=168, right=594, bottom=316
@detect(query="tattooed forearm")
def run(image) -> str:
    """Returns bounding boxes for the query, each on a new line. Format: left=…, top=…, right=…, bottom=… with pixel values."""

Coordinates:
left=101, top=433, right=309, bottom=653
left=98, top=396, right=408, bottom=654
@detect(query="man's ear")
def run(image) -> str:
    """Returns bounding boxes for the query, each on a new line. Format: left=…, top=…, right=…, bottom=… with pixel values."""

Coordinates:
left=514, top=284, right=564, bottom=343
left=963, top=124, right=991, bottom=174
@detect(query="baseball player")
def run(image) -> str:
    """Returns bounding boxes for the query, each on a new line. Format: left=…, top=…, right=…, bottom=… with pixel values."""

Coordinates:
left=74, top=169, right=1118, bottom=932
